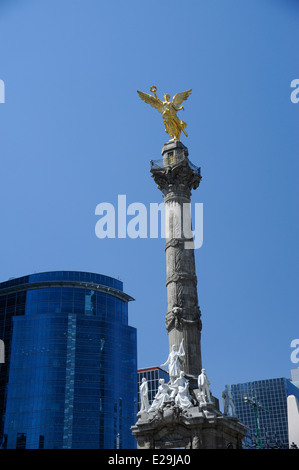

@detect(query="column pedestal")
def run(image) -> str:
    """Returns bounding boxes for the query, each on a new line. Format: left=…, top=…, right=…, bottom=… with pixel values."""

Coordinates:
left=131, top=403, right=247, bottom=449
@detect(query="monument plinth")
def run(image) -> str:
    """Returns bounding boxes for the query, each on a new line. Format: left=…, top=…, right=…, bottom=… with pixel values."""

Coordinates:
left=132, top=403, right=246, bottom=449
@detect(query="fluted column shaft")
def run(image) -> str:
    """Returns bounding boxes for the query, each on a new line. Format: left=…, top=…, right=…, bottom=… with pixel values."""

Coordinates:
left=150, top=140, right=202, bottom=379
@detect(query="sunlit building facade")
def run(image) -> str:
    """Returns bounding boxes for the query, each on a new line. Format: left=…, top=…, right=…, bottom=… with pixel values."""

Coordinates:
left=0, top=271, right=137, bottom=449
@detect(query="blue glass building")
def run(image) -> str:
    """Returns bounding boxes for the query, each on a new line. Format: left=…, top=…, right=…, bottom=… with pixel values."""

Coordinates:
left=0, top=271, right=137, bottom=449
left=231, top=377, right=299, bottom=448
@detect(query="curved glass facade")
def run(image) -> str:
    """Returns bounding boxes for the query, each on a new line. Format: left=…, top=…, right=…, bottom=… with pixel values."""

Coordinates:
left=0, top=271, right=137, bottom=449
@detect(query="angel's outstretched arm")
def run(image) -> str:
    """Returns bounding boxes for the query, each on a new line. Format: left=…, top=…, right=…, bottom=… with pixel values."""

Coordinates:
left=151, top=87, right=162, bottom=104
left=172, top=104, right=184, bottom=112
left=160, top=355, right=170, bottom=367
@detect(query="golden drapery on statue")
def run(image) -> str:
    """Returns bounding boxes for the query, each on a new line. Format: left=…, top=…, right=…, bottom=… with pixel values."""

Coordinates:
left=137, top=86, right=192, bottom=141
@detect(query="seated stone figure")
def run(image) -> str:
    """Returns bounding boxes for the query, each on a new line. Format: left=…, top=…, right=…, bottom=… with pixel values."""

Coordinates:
left=169, top=371, right=193, bottom=410
left=148, top=379, right=172, bottom=412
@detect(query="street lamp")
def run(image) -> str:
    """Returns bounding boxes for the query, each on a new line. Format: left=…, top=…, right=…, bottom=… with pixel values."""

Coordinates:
left=244, top=391, right=269, bottom=449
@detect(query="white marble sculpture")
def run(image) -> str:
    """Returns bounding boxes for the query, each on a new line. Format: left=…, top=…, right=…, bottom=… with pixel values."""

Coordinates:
left=148, top=379, right=172, bottom=412
left=160, top=339, right=185, bottom=383
left=170, top=371, right=192, bottom=410
left=222, top=384, right=236, bottom=417
left=197, top=368, right=212, bottom=405
left=138, top=378, right=149, bottom=415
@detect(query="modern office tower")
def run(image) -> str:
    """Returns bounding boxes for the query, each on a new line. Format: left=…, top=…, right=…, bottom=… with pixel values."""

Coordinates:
left=137, top=367, right=169, bottom=411
left=230, top=377, right=299, bottom=448
left=0, top=271, right=137, bottom=449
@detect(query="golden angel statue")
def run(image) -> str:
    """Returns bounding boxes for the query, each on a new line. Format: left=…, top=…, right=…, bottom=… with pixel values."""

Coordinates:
left=137, top=86, right=192, bottom=141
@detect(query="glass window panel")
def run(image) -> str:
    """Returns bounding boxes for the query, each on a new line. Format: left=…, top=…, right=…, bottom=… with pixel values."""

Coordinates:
left=74, top=290, right=86, bottom=303
left=72, top=272, right=80, bottom=281
left=107, top=297, right=115, bottom=311
left=16, top=292, right=26, bottom=305
left=61, top=302, right=73, bottom=313
left=6, top=306, right=15, bottom=314
left=61, top=288, right=73, bottom=302
left=15, top=306, right=25, bottom=316
left=96, top=293, right=106, bottom=307
left=26, top=289, right=37, bottom=303
left=36, top=303, right=49, bottom=313
left=48, top=302, right=61, bottom=313
left=6, top=295, right=16, bottom=307
left=73, top=304, right=84, bottom=315
left=49, top=288, right=61, bottom=301
left=37, top=289, right=49, bottom=302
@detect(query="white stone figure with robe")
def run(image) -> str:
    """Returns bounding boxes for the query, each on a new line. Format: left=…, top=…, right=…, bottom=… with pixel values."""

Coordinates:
left=169, top=371, right=192, bottom=410
left=138, top=378, right=149, bottom=415
left=197, top=368, right=212, bottom=405
left=222, top=384, right=236, bottom=417
left=160, top=339, right=185, bottom=383
left=148, top=379, right=171, bottom=413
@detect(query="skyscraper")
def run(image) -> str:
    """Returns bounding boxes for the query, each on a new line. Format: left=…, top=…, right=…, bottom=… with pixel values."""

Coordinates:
left=0, top=271, right=137, bottom=449
left=230, top=377, right=299, bottom=448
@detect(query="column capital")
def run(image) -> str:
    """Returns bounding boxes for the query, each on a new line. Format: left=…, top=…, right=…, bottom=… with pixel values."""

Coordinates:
left=150, top=141, right=201, bottom=199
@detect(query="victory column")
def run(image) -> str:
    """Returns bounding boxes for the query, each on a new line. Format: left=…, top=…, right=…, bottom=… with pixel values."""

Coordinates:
left=131, top=86, right=246, bottom=449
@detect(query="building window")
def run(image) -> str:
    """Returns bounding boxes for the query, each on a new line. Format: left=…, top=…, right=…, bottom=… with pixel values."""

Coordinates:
left=16, top=433, right=27, bottom=449
left=38, top=435, right=45, bottom=449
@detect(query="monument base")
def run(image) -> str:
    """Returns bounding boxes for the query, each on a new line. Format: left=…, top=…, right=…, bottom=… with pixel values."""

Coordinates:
left=131, top=403, right=247, bottom=449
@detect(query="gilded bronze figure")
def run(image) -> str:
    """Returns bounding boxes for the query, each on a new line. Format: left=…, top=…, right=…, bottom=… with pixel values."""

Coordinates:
left=137, top=86, right=192, bottom=141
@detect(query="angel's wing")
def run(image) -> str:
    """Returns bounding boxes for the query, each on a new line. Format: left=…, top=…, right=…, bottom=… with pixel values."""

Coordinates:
left=137, top=90, right=163, bottom=113
left=172, top=89, right=192, bottom=108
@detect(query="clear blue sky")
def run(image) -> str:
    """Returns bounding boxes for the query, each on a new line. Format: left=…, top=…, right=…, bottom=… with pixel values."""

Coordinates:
left=0, top=0, right=298, bottom=403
